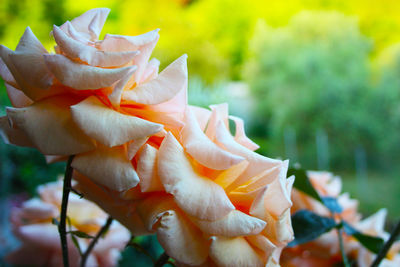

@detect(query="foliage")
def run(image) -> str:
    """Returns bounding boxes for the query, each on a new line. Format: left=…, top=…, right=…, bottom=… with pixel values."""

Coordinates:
left=245, top=11, right=400, bottom=171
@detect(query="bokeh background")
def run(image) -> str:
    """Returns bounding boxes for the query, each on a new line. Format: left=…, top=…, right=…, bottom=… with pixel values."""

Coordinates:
left=1, top=0, right=400, bottom=265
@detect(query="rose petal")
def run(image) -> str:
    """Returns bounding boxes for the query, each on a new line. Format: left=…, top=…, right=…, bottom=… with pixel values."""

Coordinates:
left=191, top=210, right=266, bottom=237
left=43, top=54, right=135, bottom=90
left=157, top=210, right=209, bottom=266
left=126, top=137, right=148, bottom=160
left=72, top=145, right=139, bottom=191
left=213, top=160, right=249, bottom=190
left=158, top=132, right=235, bottom=220
left=70, top=96, right=162, bottom=147
left=6, top=97, right=96, bottom=155
left=209, top=236, right=264, bottom=267
left=100, top=29, right=159, bottom=83
left=140, top=58, right=160, bottom=83
left=205, top=103, right=229, bottom=140
left=137, top=144, right=164, bottom=192
left=233, top=165, right=281, bottom=193
left=60, top=8, right=110, bottom=40
left=0, top=116, right=33, bottom=147
left=0, top=28, right=57, bottom=100
left=0, top=56, right=18, bottom=87
left=249, top=168, right=292, bottom=218
left=229, top=115, right=259, bottom=151
left=5, top=83, right=33, bottom=108
left=108, top=66, right=137, bottom=106
left=53, top=25, right=139, bottom=67
left=181, top=108, right=244, bottom=170
left=189, top=105, right=211, bottom=131
left=123, top=54, right=188, bottom=105
left=215, top=119, right=281, bottom=190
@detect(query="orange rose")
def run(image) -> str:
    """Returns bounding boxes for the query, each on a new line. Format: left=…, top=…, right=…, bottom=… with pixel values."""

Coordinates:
left=0, top=8, right=187, bottom=192
left=6, top=180, right=130, bottom=267
left=75, top=104, right=294, bottom=266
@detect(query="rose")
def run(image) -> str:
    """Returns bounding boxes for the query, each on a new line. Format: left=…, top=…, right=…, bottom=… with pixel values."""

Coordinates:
left=281, top=171, right=400, bottom=267
left=0, top=8, right=188, bottom=192
left=281, top=171, right=360, bottom=266
left=75, top=103, right=294, bottom=266
left=6, top=179, right=130, bottom=267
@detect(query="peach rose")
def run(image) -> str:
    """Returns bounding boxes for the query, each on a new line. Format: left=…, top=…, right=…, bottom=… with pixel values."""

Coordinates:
left=281, top=171, right=400, bottom=267
left=0, top=8, right=187, bottom=192
left=74, top=103, right=294, bottom=266
left=6, top=180, right=130, bottom=267
left=354, top=209, right=400, bottom=267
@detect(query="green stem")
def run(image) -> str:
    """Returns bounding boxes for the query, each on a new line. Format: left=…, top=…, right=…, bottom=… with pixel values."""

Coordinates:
left=154, top=252, right=169, bottom=267
left=371, top=219, right=400, bottom=267
left=337, top=226, right=350, bottom=267
left=80, top=216, right=113, bottom=267
left=58, top=155, right=75, bottom=267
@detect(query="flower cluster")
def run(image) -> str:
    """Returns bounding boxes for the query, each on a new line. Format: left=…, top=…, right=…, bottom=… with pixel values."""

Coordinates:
left=281, top=171, right=400, bottom=267
left=6, top=180, right=130, bottom=267
left=0, top=8, right=294, bottom=266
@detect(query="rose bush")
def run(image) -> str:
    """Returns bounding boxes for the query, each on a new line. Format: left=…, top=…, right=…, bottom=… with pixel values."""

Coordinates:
left=281, top=171, right=400, bottom=267
left=6, top=179, right=130, bottom=267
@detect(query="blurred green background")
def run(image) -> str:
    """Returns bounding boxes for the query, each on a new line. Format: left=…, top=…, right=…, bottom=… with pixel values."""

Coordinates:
left=1, top=0, right=400, bottom=265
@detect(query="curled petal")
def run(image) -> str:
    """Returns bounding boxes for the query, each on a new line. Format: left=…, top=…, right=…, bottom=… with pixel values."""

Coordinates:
left=44, top=54, right=135, bottom=90
left=157, top=210, right=209, bottom=266
left=215, top=120, right=281, bottom=190
left=0, top=57, right=17, bottom=87
left=191, top=210, right=266, bottom=237
left=229, top=115, right=259, bottom=151
left=234, top=165, right=281, bottom=193
left=189, top=105, right=211, bottom=131
left=0, top=116, right=33, bottom=147
left=6, top=97, right=96, bottom=155
left=123, top=55, right=188, bottom=105
left=249, top=169, right=292, bottom=219
left=60, top=8, right=110, bottom=40
left=108, top=66, right=137, bottom=106
left=137, top=144, right=164, bottom=192
left=158, top=132, right=235, bottom=220
left=245, top=234, right=276, bottom=257
left=100, top=29, right=160, bottom=83
left=182, top=108, right=244, bottom=170
left=214, top=160, right=249, bottom=190
left=136, top=194, right=178, bottom=231
left=209, top=236, right=264, bottom=267
left=229, top=186, right=266, bottom=208
left=71, top=96, right=162, bottom=147
left=0, top=28, right=56, bottom=100
left=5, top=83, right=33, bottom=108
left=53, top=25, right=139, bottom=67
left=140, top=58, right=160, bottom=83
left=72, top=145, right=139, bottom=191
left=126, top=137, right=148, bottom=160
left=205, top=103, right=229, bottom=140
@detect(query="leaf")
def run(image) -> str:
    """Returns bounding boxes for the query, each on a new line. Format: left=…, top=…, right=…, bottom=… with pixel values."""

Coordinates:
left=70, top=233, right=83, bottom=256
left=69, top=230, right=94, bottom=239
left=288, top=167, right=342, bottom=213
left=321, top=196, right=343, bottom=213
left=343, top=221, right=384, bottom=254
left=288, top=210, right=337, bottom=247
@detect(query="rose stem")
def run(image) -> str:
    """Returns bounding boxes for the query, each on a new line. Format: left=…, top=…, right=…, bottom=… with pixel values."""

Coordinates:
left=154, top=252, right=170, bottom=267
left=337, top=226, right=350, bottom=267
left=59, top=155, right=75, bottom=267
left=371, top=219, right=400, bottom=267
left=80, top=216, right=113, bottom=267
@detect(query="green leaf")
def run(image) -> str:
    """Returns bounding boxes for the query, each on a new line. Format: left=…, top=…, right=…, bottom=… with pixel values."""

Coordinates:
left=288, top=210, right=337, bottom=247
left=343, top=222, right=384, bottom=254
left=288, top=167, right=342, bottom=213
left=70, top=233, right=83, bottom=256
left=69, top=230, right=94, bottom=239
